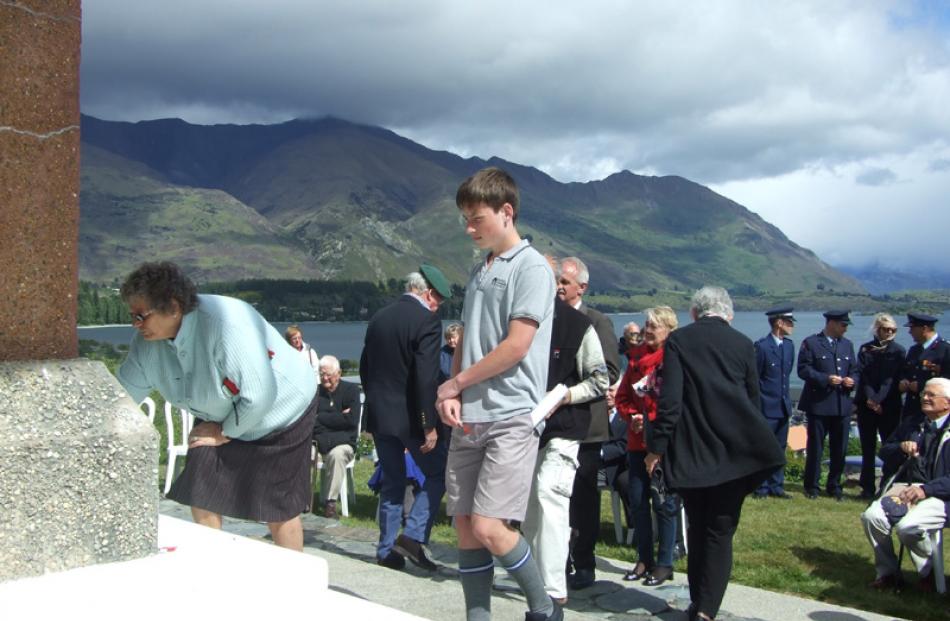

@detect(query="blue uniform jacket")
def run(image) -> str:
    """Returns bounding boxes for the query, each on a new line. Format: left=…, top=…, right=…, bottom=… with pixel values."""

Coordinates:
left=754, top=334, right=794, bottom=419
left=796, top=332, right=859, bottom=417
left=880, top=416, right=950, bottom=525
left=901, top=336, right=950, bottom=420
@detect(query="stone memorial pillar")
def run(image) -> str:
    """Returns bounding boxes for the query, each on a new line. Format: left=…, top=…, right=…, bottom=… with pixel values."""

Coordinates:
left=0, top=1, right=159, bottom=582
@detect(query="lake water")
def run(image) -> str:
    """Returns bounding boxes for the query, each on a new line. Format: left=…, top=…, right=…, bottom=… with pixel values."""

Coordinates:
left=80, top=310, right=934, bottom=389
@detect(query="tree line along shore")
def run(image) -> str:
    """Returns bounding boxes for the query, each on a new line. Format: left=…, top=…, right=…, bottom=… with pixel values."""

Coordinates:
left=77, top=279, right=949, bottom=326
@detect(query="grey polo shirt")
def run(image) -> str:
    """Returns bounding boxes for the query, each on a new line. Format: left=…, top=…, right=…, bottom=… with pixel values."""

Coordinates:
left=460, top=239, right=555, bottom=423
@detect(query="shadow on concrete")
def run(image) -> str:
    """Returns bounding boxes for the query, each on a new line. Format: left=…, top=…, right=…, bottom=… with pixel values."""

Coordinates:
left=809, top=612, right=869, bottom=621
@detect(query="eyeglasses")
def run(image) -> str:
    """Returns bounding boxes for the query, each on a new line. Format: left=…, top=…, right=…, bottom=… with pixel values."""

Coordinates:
left=879, top=327, right=897, bottom=334
left=130, top=309, right=155, bottom=324
left=921, top=391, right=948, bottom=399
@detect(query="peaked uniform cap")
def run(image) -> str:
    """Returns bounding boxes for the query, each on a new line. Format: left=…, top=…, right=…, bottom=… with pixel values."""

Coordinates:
left=765, top=305, right=795, bottom=322
left=823, top=310, right=851, bottom=324
left=904, top=312, right=939, bottom=327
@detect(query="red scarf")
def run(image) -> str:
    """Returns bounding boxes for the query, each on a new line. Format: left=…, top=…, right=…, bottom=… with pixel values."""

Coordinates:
left=619, top=343, right=665, bottom=450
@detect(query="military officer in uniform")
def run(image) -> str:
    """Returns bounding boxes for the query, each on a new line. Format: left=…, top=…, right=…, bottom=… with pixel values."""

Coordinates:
left=797, top=310, right=859, bottom=500
left=899, top=312, right=950, bottom=423
left=752, top=305, right=796, bottom=499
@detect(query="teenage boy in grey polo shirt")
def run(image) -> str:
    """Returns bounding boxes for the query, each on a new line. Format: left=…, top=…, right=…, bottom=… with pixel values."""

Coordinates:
left=437, top=167, right=559, bottom=621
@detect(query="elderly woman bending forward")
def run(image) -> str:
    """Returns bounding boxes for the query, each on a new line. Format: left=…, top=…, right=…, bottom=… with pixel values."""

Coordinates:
left=117, top=262, right=318, bottom=550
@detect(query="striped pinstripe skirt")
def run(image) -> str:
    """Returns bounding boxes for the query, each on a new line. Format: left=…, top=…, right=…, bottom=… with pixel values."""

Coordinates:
left=167, top=401, right=316, bottom=523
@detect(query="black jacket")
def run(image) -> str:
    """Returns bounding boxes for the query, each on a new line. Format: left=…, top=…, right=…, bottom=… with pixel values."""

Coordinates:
left=901, top=337, right=950, bottom=420
left=312, top=380, right=362, bottom=454
left=601, top=411, right=628, bottom=489
left=880, top=414, right=950, bottom=523
left=856, top=338, right=906, bottom=415
left=797, top=332, right=859, bottom=417
left=360, top=295, right=441, bottom=441
left=541, top=298, right=593, bottom=446
left=649, top=316, right=785, bottom=490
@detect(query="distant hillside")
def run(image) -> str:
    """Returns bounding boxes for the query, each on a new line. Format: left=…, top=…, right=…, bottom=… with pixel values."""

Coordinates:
left=79, top=115, right=864, bottom=294
left=80, top=144, right=322, bottom=283
left=836, top=263, right=950, bottom=295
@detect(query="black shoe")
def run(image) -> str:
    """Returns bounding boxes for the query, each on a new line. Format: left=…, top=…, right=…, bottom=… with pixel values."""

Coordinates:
left=323, top=499, right=338, bottom=519
left=377, top=550, right=405, bottom=570
left=623, top=562, right=651, bottom=581
left=805, top=491, right=819, bottom=500
left=393, top=534, right=437, bottom=571
left=830, top=491, right=843, bottom=502
left=567, top=568, right=595, bottom=590
left=524, top=598, right=563, bottom=621
left=643, top=565, right=674, bottom=586
left=859, top=490, right=876, bottom=500
left=752, top=492, right=768, bottom=499
left=770, top=491, right=792, bottom=499
left=868, top=573, right=900, bottom=590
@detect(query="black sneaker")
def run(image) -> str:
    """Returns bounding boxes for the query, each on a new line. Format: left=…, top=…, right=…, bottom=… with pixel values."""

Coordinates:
left=393, top=534, right=437, bottom=571
left=377, top=550, right=406, bottom=570
left=524, top=598, right=563, bottom=621
left=567, top=567, right=595, bottom=590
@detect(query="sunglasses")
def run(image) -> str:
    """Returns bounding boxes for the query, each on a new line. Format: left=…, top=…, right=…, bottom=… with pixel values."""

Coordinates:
left=879, top=327, right=897, bottom=334
left=130, top=309, right=155, bottom=324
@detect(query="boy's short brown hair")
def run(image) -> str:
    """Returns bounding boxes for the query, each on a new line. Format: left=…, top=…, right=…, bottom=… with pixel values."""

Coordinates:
left=455, top=167, right=520, bottom=222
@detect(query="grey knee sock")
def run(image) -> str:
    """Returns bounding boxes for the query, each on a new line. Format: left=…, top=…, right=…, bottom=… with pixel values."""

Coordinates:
left=458, top=547, right=494, bottom=621
left=496, top=535, right=553, bottom=616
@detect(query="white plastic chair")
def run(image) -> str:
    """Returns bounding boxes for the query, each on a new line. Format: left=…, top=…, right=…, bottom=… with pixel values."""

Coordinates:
left=314, top=392, right=363, bottom=517
left=610, top=488, right=688, bottom=553
left=163, top=402, right=194, bottom=495
left=139, top=397, right=156, bottom=424
left=608, top=488, right=633, bottom=545
left=932, top=529, right=945, bottom=594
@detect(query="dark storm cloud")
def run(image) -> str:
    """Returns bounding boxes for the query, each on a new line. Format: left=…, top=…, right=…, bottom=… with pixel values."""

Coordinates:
left=80, top=0, right=950, bottom=268
left=855, top=167, right=898, bottom=186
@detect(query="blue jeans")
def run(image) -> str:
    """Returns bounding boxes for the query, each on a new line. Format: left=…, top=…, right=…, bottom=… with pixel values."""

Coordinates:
left=374, top=432, right=448, bottom=559
left=627, top=450, right=677, bottom=567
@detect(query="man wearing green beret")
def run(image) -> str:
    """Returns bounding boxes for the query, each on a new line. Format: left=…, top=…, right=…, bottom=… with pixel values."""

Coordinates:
left=360, top=265, right=453, bottom=572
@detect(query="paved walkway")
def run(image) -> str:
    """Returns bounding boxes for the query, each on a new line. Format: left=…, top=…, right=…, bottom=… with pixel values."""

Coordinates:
left=159, top=500, right=903, bottom=621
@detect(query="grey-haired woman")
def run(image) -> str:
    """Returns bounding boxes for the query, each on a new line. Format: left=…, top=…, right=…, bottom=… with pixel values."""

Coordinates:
left=117, top=261, right=318, bottom=550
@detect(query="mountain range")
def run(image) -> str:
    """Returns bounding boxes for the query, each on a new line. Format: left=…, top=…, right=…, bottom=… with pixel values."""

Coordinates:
left=79, top=114, right=864, bottom=295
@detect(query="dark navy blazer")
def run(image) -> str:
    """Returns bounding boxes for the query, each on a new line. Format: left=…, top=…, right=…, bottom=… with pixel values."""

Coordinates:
left=901, top=336, right=950, bottom=420
left=797, top=332, right=859, bottom=417
left=754, top=334, right=795, bottom=419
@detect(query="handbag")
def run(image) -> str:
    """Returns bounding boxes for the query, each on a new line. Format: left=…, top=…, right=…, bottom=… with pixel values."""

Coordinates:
left=650, top=465, right=674, bottom=508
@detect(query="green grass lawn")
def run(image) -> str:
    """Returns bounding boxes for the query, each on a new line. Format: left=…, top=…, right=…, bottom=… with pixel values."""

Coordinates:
left=87, top=339, right=948, bottom=621
left=328, top=458, right=949, bottom=621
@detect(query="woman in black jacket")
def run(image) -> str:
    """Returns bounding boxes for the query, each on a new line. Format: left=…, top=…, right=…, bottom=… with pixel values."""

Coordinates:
left=855, top=313, right=906, bottom=499
left=646, top=287, right=784, bottom=621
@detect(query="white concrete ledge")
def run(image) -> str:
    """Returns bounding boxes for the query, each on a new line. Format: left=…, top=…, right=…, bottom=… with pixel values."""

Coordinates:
left=0, top=515, right=424, bottom=620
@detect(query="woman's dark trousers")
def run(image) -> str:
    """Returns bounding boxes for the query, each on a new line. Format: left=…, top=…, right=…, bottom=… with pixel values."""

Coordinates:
left=627, top=451, right=675, bottom=568
left=856, top=406, right=899, bottom=496
left=679, top=476, right=751, bottom=619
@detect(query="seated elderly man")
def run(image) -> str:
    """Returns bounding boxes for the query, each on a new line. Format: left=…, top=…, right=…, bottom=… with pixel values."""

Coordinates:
left=312, top=355, right=362, bottom=518
left=862, top=376, right=950, bottom=592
